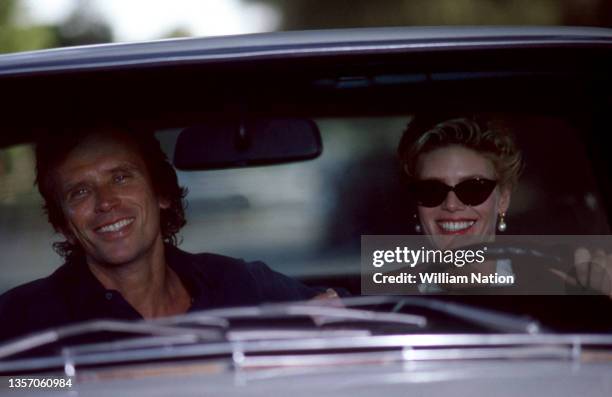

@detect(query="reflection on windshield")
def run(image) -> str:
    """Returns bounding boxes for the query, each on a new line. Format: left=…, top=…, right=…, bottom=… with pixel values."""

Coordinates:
left=0, top=114, right=610, bottom=347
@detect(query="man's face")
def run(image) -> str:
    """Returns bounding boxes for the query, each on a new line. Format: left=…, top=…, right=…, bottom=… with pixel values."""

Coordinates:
left=54, top=133, right=169, bottom=267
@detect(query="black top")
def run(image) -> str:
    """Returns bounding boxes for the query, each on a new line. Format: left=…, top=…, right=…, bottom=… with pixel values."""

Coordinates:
left=0, top=245, right=318, bottom=342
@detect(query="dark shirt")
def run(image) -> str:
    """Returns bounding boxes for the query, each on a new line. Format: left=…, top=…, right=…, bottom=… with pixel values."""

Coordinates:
left=0, top=245, right=318, bottom=342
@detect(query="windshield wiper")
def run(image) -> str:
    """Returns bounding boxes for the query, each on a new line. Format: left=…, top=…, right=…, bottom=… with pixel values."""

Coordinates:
left=0, top=295, right=546, bottom=376
left=172, top=297, right=540, bottom=334
left=176, top=303, right=427, bottom=328
left=0, top=303, right=426, bottom=364
left=336, top=296, right=544, bottom=334
left=0, top=319, right=226, bottom=360
left=64, top=328, right=372, bottom=358
left=0, top=296, right=541, bottom=363
left=0, top=298, right=605, bottom=376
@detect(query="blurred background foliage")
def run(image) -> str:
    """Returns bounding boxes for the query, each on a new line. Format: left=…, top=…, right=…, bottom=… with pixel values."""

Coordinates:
left=1, top=0, right=612, bottom=54
left=0, top=0, right=112, bottom=53
left=247, top=0, right=612, bottom=30
left=0, top=0, right=55, bottom=53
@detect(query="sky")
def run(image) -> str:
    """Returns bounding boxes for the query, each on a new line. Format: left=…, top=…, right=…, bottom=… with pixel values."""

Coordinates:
left=22, top=0, right=280, bottom=42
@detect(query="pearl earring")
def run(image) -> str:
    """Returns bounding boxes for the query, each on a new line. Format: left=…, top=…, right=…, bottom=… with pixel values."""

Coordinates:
left=497, top=212, right=507, bottom=232
left=414, top=214, right=422, bottom=233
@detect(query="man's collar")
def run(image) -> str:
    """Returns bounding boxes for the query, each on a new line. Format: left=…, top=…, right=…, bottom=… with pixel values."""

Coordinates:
left=164, top=244, right=211, bottom=299
left=63, top=244, right=216, bottom=317
left=62, top=253, right=128, bottom=321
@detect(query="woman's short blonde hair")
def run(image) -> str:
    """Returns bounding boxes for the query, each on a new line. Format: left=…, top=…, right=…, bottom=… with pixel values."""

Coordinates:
left=398, top=115, right=523, bottom=190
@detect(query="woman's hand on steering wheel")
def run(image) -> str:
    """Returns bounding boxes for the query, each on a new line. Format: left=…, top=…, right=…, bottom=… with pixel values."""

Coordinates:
left=572, top=248, right=612, bottom=298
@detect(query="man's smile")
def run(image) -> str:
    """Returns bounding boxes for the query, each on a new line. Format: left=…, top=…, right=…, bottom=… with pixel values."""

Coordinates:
left=95, top=217, right=135, bottom=234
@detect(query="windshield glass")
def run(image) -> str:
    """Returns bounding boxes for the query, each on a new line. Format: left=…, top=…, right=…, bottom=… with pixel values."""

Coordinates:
left=1, top=110, right=612, bottom=368
left=1, top=114, right=608, bottom=285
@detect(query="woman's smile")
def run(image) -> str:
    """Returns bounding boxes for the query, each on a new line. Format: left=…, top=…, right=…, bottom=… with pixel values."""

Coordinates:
left=436, top=219, right=476, bottom=234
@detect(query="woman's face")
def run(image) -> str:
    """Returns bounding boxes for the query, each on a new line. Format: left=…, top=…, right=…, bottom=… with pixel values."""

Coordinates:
left=414, top=145, right=511, bottom=249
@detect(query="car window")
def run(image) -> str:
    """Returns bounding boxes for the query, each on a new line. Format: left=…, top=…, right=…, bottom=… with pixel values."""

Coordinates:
left=0, top=144, right=61, bottom=293
left=2, top=113, right=608, bottom=295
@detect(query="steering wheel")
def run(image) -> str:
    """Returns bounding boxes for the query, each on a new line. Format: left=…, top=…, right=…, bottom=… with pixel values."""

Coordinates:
left=419, top=241, right=595, bottom=295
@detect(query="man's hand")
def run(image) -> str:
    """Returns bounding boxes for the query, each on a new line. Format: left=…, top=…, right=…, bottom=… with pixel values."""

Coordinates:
left=311, top=288, right=340, bottom=301
left=308, top=288, right=345, bottom=309
left=573, top=248, right=612, bottom=298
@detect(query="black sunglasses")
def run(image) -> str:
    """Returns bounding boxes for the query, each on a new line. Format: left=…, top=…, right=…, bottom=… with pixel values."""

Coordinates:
left=408, top=178, right=497, bottom=208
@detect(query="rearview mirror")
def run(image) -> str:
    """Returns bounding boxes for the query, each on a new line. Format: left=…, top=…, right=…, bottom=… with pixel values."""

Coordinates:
left=173, top=119, right=322, bottom=170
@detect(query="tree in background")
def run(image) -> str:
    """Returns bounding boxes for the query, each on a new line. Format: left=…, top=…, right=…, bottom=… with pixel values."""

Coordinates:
left=247, top=0, right=612, bottom=30
left=51, top=0, right=112, bottom=47
left=0, top=0, right=113, bottom=54
left=0, top=0, right=57, bottom=53
left=161, top=27, right=193, bottom=39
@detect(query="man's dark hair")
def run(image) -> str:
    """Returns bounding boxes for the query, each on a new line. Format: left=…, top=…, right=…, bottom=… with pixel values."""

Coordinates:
left=35, top=125, right=188, bottom=262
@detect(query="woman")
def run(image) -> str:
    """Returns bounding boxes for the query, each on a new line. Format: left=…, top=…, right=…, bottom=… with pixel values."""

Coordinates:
left=397, top=115, right=612, bottom=296
left=398, top=115, right=522, bottom=250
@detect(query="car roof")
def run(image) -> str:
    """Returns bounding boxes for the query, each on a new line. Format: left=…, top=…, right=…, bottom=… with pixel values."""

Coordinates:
left=1, top=26, right=612, bottom=77
left=4, top=26, right=612, bottom=149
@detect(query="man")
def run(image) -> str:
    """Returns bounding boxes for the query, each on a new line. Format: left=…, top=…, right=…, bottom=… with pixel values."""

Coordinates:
left=0, top=126, right=330, bottom=342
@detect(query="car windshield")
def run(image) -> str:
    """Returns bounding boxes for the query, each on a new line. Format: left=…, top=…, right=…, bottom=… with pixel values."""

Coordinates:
left=2, top=113, right=611, bottom=301
left=4, top=114, right=607, bottom=281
